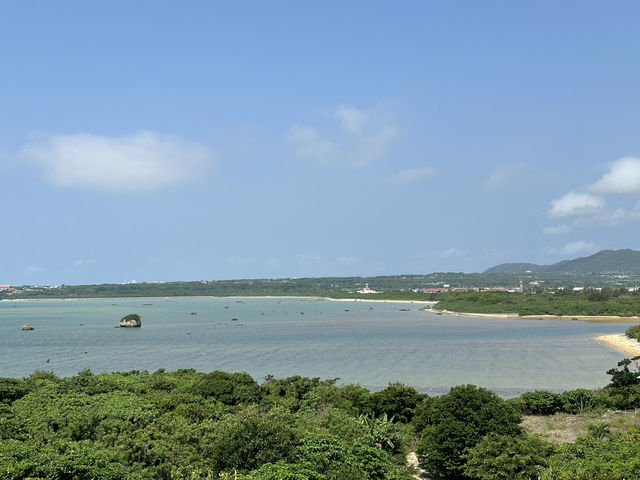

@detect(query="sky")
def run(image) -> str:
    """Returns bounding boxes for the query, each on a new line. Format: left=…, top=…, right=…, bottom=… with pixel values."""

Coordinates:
left=1, top=1, right=640, bottom=285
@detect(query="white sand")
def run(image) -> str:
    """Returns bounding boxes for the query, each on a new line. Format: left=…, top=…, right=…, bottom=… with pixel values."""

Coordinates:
left=595, top=334, right=640, bottom=356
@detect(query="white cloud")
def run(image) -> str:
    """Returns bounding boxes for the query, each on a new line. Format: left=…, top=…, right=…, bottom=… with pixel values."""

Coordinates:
left=350, top=125, right=400, bottom=168
left=591, top=156, right=640, bottom=194
left=441, top=248, right=469, bottom=258
left=24, top=265, right=45, bottom=274
left=334, top=105, right=368, bottom=134
left=19, top=131, right=213, bottom=192
left=549, top=191, right=605, bottom=218
left=286, top=104, right=400, bottom=168
left=572, top=208, right=629, bottom=227
left=543, top=225, right=571, bottom=235
left=74, top=258, right=96, bottom=266
left=561, top=241, right=598, bottom=256
left=387, top=166, right=436, bottom=185
left=483, top=162, right=527, bottom=190
left=285, top=126, right=341, bottom=166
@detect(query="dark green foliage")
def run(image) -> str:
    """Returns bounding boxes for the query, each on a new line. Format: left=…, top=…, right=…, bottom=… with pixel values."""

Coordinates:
left=247, top=461, right=322, bottom=480
left=261, top=376, right=332, bottom=412
left=540, top=432, right=640, bottom=479
left=203, top=405, right=300, bottom=473
left=415, top=384, right=522, bottom=480
left=0, top=370, right=413, bottom=480
left=520, top=390, right=561, bottom=415
left=0, top=439, right=129, bottom=480
left=366, top=383, right=423, bottom=423
left=606, top=357, right=640, bottom=389
left=0, top=378, right=29, bottom=404
left=5, top=359, right=640, bottom=480
left=120, top=313, right=140, bottom=322
left=194, top=370, right=261, bottom=405
left=558, top=388, right=603, bottom=413
left=463, top=432, right=555, bottom=480
left=626, top=324, right=640, bottom=342
left=435, top=289, right=640, bottom=316
left=296, top=433, right=411, bottom=480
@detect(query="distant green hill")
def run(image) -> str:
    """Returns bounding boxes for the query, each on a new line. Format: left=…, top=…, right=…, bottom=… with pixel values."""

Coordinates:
left=484, top=249, right=640, bottom=274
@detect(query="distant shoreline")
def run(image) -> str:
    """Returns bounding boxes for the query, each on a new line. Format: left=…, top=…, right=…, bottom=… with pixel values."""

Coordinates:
left=1, top=295, right=438, bottom=305
left=425, top=308, right=640, bottom=323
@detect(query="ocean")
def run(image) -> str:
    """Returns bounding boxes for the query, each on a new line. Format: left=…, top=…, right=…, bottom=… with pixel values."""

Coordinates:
left=0, top=296, right=630, bottom=397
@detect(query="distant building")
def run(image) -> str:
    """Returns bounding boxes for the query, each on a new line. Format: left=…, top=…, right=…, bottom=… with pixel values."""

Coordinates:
left=357, top=284, right=378, bottom=294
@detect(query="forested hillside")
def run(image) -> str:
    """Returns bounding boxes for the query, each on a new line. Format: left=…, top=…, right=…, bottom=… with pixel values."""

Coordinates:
left=485, top=249, right=640, bottom=274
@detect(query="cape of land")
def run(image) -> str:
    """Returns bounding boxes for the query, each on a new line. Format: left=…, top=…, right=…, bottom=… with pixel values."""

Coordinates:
left=431, top=289, right=640, bottom=318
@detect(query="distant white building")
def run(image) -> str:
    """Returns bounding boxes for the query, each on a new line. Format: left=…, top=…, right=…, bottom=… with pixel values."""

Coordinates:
left=357, top=284, right=378, bottom=294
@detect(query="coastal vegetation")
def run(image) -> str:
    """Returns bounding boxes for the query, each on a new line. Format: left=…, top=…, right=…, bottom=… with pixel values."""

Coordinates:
left=626, top=324, right=640, bottom=342
left=1, top=358, right=640, bottom=479
left=433, top=288, right=640, bottom=317
left=4, top=269, right=640, bottom=302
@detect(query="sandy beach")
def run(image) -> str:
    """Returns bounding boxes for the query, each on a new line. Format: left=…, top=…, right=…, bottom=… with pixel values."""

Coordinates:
left=426, top=308, right=640, bottom=322
left=595, top=334, right=640, bottom=356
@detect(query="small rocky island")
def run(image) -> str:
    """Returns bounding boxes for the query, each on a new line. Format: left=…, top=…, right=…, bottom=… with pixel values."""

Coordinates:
left=119, top=313, right=141, bottom=328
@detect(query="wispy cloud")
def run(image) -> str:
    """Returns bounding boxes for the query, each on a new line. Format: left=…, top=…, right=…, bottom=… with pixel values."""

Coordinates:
left=441, top=248, right=469, bottom=258
left=285, top=127, right=340, bottom=166
left=561, top=240, right=598, bottom=256
left=387, top=166, right=436, bottom=185
left=285, top=104, right=400, bottom=168
left=24, top=265, right=45, bottom=274
left=543, top=224, right=571, bottom=235
left=549, top=191, right=605, bottom=218
left=483, top=162, right=527, bottom=191
left=334, top=105, right=368, bottom=134
left=544, top=240, right=598, bottom=257
left=19, top=131, right=214, bottom=192
left=591, top=156, right=640, bottom=194
left=74, top=258, right=97, bottom=267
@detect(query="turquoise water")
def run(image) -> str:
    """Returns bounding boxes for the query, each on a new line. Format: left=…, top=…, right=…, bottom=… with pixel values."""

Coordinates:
left=0, top=297, right=631, bottom=396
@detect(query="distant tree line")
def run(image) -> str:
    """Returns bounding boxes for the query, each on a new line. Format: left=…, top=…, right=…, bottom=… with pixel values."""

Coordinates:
left=434, top=289, right=640, bottom=316
left=4, top=272, right=640, bottom=300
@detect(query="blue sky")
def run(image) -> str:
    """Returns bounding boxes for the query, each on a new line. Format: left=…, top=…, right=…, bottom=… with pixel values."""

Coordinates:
left=2, top=1, right=640, bottom=285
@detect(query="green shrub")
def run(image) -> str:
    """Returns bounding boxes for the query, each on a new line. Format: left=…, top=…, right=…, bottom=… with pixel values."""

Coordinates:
left=558, top=389, right=602, bottom=414
left=519, top=390, right=561, bottom=415
left=194, top=371, right=261, bottom=405
left=366, top=383, right=423, bottom=423
left=463, top=432, right=555, bottom=480
left=416, top=385, right=522, bottom=479
left=202, top=405, right=300, bottom=473
left=625, top=324, right=640, bottom=342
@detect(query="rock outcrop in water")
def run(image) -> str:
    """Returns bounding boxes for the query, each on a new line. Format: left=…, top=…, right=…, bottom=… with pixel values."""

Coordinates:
left=119, top=313, right=141, bottom=328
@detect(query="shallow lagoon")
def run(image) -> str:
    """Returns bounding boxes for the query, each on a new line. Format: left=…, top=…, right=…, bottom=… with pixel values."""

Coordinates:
left=0, top=297, right=630, bottom=396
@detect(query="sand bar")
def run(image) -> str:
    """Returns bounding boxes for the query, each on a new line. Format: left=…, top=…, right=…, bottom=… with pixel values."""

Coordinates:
left=426, top=308, right=640, bottom=322
left=595, top=334, right=640, bottom=356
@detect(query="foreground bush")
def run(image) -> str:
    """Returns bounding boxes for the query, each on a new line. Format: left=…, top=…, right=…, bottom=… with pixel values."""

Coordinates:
left=415, top=384, right=522, bottom=480
left=463, top=432, right=555, bottom=480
